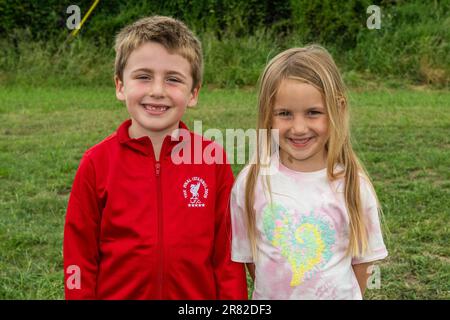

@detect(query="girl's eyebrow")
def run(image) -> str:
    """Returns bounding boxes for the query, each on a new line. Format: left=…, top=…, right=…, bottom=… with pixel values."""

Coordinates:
left=274, top=106, right=324, bottom=111
left=272, top=108, right=290, bottom=113
left=307, top=105, right=325, bottom=110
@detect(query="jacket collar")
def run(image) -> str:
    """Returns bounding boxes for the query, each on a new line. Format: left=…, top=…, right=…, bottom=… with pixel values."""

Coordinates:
left=117, top=119, right=190, bottom=158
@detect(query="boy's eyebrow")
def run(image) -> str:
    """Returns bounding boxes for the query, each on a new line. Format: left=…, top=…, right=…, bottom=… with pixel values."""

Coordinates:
left=131, top=68, right=153, bottom=74
left=131, top=68, right=187, bottom=79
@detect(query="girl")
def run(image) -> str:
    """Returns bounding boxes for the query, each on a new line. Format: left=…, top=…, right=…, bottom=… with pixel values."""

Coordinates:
left=230, top=45, right=388, bottom=299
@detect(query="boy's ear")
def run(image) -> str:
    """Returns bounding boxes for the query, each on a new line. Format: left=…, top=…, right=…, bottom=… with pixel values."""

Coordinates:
left=115, top=75, right=125, bottom=101
left=187, top=85, right=201, bottom=108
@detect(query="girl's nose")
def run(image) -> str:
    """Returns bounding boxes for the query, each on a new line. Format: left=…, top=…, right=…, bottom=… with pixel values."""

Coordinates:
left=292, top=116, right=308, bottom=134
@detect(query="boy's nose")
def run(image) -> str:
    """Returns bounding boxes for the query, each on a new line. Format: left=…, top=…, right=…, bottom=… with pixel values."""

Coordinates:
left=148, top=80, right=165, bottom=98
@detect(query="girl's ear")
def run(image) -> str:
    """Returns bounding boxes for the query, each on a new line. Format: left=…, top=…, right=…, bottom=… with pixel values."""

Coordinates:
left=337, top=95, right=347, bottom=109
left=115, top=76, right=125, bottom=101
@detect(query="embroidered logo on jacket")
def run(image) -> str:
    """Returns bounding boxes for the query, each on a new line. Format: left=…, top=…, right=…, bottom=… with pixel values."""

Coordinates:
left=183, top=177, right=209, bottom=207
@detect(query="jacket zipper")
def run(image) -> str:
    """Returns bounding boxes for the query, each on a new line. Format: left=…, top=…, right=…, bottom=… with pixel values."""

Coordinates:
left=155, top=161, right=164, bottom=299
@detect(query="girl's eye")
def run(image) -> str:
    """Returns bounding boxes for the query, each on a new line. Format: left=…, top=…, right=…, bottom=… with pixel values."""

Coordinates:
left=308, top=110, right=322, bottom=117
left=137, top=75, right=150, bottom=80
left=274, top=110, right=291, bottom=117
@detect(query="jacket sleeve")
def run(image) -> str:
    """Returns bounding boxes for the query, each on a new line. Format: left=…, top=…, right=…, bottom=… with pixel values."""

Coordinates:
left=63, top=153, right=101, bottom=299
left=212, top=157, right=248, bottom=300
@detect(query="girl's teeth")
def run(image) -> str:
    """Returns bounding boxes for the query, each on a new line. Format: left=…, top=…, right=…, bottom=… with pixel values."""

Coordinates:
left=292, top=138, right=310, bottom=143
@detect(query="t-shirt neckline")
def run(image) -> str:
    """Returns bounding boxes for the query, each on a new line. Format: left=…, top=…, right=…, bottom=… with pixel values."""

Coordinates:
left=277, top=160, right=328, bottom=179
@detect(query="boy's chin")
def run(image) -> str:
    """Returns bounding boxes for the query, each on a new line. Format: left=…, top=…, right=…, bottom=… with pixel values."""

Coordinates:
left=131, top=119, right=182, bottom=136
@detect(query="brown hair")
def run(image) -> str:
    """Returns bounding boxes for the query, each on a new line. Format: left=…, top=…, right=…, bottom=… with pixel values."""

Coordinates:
left=114, top=15, right=203, bottom=90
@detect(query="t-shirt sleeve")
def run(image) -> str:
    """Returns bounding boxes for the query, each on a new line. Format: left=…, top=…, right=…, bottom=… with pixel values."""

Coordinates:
left=351, top=178, right=388, bottom=265
left=230, top=167, right=254, bottom=263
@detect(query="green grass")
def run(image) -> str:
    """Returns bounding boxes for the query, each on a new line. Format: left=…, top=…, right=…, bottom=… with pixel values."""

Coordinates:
left=0, top=85, right=449, bottom=299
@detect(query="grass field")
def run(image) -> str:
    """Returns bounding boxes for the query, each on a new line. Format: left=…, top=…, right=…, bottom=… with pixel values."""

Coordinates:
left=0, top=85, right=449, bottom=299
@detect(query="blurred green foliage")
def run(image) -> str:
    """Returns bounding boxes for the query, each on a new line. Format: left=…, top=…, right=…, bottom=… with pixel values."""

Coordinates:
left=0, top=0, right=448, bottom=87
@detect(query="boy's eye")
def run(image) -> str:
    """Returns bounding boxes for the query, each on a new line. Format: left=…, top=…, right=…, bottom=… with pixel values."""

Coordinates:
left=136, top=75, right=151, bottom=80
left=167, top=77, right=182, bottom=83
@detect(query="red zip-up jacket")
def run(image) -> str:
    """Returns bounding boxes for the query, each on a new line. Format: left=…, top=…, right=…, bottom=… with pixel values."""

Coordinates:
left=63, top=119, right=247, bottom=299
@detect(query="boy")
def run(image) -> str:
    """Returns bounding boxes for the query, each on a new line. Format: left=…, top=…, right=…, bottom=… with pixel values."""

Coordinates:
left=63, top=16, right=247, bottom=299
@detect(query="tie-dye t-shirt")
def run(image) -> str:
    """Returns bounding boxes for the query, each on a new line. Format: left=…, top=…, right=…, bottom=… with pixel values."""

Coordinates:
left=231, top=162, right=388, bottom=300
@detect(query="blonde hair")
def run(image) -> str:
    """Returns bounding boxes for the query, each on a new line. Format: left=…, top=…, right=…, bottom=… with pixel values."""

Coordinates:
left=114, top=15, right=203, bottom=90
left=245, top=45, right=380, bottom=259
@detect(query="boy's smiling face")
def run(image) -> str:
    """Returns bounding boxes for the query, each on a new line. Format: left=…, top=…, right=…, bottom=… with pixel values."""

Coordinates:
left=115, top=41, right=200, bottom=139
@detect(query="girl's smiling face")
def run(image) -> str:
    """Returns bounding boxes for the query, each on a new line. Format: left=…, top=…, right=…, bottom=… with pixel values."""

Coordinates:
left=272, top=79, right=329, bottom=172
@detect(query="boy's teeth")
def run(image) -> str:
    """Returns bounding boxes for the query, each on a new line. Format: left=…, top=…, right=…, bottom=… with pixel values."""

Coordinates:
left=144, top=104, right=168, bottom=111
